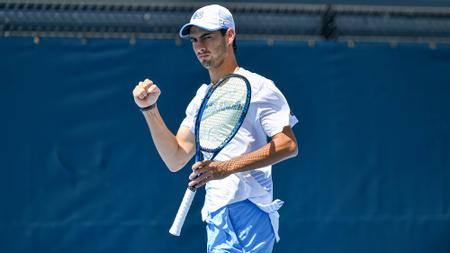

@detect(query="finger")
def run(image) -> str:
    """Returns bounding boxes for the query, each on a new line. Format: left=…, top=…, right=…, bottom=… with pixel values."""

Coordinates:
left=142, top=79, right=153, bottom=90
left=188, top=175, right=209, bottom=188
left=192, top=161, right=211, bottom=176
left=138, top=89, right=148, bottom=99
left=191, top=168, right=206, bottom=180
left=188, top=171, right=198, bottom=181
left=133, top=86, right=145, bottom=98
left=189, top=166, right=208, bottom=182
left=199, top=175, right=210, bottom=187
left=188, top=180, right=198, bottom=188
left=191, top=161, right=203, bottom=171
left=147, top=84, right=157, bottom=94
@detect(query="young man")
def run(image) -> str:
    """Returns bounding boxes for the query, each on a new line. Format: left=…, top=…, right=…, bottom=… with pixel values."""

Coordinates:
left=132, top=4, right=298, bottom=253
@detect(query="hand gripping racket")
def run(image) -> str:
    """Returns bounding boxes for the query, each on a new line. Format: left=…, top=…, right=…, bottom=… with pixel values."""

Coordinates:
left=169, top=73, right=251, bottom=236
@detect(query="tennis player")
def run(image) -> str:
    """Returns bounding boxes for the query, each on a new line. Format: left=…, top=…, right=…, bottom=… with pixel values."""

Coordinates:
left=132, top=4, right=298, bottom=253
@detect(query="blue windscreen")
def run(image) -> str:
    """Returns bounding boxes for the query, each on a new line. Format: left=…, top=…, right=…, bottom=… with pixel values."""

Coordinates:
left=0, top=37, right=449, bottom=253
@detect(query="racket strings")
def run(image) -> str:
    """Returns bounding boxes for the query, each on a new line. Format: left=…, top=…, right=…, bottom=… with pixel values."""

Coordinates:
left=199, top=77, right=248, bottom=151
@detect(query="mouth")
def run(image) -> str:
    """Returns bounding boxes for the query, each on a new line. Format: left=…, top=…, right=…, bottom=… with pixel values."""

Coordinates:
left=197, top=53, right=209, bottom=60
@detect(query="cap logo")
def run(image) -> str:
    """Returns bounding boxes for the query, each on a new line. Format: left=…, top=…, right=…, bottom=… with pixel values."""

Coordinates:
left=192, top=11, right=203, bottom=20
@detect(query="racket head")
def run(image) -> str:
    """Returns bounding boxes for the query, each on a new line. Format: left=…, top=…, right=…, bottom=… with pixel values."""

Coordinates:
left=194, top=73, right=251, bottom=161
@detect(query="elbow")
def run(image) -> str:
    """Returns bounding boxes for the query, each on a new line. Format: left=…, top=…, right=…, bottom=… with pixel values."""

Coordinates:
left=164, top=149, right=194, bottom=173
left=277, top=126, right=298, bottom=159
left=279, top=134, right=298, bottom=159
left=167, top=165, right=180, bottom=173
left=166, top=162, right=184, bottom=173
left=272, top=128, right=299, bottom=160
left=287, top=139, right=298, bottom=158
left=164, top=148, right=191, bottom=172
left=164, top=158, right=185, bottom=172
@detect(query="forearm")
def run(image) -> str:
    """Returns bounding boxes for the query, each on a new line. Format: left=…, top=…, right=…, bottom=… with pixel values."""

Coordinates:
left=188, top=126, right=298, bottom=188
left=142, top=106, right=191, bottom=171
left=224, top=133, right=297, bottom=174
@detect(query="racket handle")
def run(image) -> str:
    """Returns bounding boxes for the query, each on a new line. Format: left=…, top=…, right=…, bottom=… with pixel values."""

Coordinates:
left=169, top=188, right=196, bottom=236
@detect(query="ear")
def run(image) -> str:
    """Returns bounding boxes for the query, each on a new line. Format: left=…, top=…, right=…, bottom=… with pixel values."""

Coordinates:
left=226, top=28, right=236, bottom=47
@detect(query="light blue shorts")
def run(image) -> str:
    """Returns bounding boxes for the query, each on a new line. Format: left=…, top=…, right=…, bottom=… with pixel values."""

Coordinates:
left=205, top=200, right=275, bottom=253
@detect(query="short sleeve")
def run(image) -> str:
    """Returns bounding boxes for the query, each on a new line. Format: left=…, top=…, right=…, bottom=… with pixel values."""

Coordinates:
left=180, top=84, right=208, bottom=134
left=255, top=81, right=298, bottom=137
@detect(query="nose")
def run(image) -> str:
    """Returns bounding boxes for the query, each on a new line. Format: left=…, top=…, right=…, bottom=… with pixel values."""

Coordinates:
left=193, top=41, right=206, bottom=54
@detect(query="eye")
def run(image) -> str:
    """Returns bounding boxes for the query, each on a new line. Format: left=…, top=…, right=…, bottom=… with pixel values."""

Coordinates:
left=201, top=34, right=213, bottom=41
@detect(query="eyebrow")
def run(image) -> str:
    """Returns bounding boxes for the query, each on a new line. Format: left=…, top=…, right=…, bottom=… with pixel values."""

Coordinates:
left=190, top=32, right=213, bottom=40
left=200, top=32, right=213, bottom=38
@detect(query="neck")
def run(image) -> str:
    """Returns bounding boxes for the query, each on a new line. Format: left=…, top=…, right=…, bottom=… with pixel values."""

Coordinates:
left=209, top=54, right=239, bottom=84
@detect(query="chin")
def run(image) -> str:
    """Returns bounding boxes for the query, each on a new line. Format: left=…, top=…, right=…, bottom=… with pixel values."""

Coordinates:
left=201, top=61, right=212, bottom=69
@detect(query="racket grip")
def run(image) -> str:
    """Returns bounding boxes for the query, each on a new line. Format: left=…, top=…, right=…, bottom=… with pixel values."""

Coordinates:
left=169, top=188, right=196, bottom=236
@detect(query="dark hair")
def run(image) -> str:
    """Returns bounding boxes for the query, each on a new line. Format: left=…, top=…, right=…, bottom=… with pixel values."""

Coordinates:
left=219, top=29, right=237, bottom=52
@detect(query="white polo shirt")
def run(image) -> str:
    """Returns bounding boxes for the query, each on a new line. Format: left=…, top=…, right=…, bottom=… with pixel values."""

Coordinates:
left=180, top=67, right=298, bottom=242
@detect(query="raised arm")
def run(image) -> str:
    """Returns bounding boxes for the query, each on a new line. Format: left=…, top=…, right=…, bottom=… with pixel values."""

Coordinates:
left=133, top=79, right=195, bottom=172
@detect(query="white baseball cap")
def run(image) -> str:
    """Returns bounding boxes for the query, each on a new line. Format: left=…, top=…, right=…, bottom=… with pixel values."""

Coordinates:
left=179, top=4, right=235, bottom=38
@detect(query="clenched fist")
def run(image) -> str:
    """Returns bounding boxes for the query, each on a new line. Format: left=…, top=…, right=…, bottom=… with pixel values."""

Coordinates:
left=132, top=79, right=161, bottom=109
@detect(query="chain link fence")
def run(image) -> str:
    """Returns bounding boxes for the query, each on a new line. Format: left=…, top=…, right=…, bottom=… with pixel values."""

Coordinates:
left=1, top=2, right=450, bottom=44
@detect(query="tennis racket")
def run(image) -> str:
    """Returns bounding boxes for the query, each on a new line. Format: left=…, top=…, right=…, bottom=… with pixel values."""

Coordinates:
left=169, top=73, right=251, bottom=236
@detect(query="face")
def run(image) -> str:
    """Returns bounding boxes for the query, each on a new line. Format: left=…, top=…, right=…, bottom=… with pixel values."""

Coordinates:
left=189, top=26, right=230, bottom=69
